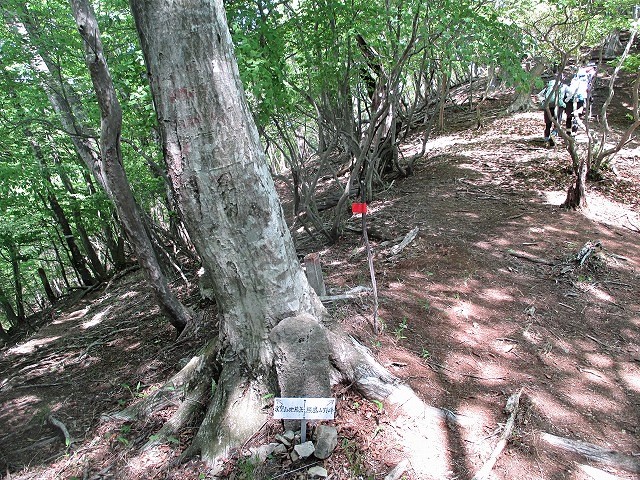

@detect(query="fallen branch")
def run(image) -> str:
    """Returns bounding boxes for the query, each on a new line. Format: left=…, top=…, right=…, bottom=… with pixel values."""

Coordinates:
left=471, top=388, right=524, bottom=480
left=47, top=415, right=72, bottom=449
left=320, top=286, right=372, bottom=303
left=540, top=432, right=640, bottom=473
left=507, top=249, right=556, bottom=266
left=388, top=227, right=419, bottom=256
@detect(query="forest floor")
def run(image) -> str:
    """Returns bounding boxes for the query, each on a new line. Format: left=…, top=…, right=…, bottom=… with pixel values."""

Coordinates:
left=1, top=81, right=639, bottom=480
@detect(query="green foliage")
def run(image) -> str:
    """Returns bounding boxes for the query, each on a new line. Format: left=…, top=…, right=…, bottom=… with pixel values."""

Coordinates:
left=393, top=317, right=408, bottom=340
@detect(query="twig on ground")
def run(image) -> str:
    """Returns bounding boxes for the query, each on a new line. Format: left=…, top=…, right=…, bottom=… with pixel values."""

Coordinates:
left=585, top=334, right=614, bottom=349
left=470, top=388, right=524, bottom=480
left=388, top=227, right=419, bottom=256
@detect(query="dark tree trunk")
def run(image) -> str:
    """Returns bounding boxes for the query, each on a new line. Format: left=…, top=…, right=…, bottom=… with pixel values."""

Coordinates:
left=0, top=284, right=19, bottom=328
left=563, top=158, right=588, bottom=209
left=47, top=194, right=95, bottom=286
left=8, top=243, right=25, bottom=322
left=37, top=268, right=58, bottom=305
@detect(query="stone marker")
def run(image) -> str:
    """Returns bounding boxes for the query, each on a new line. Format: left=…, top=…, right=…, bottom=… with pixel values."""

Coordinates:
left=313, top=425, right=338, bottom=459
left=269, top=314, right=332, bottom=430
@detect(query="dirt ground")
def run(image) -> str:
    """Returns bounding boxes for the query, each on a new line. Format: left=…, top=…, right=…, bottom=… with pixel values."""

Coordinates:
left=0, top=84, right=639, bottom=480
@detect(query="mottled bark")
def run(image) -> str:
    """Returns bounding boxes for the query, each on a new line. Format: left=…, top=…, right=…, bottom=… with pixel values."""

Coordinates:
left=130, top=0, right=322, bottom=367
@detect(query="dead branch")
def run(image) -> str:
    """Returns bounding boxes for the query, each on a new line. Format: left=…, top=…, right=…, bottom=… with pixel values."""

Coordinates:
left=320, top=286, right=373, bottom=303
left=507, top=249, right=556, bottom=266
left=388, top=227, right=419, bottom=256
left=47, top=415, right=72, bottom=449
left=471, top=388, right=524, bottom=480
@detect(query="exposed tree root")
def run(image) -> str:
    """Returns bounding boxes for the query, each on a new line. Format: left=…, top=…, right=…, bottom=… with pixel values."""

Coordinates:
left=180, top=361, right=271, bottom=471
left=471, top=388, right=523, bottom=480
left=132, top=321, right=474, bottom=477
left=105, top=339, right=219, bottom=423
left=142, top=377, right=210, bottom=450
left=540, top=432, right=640, bottom=474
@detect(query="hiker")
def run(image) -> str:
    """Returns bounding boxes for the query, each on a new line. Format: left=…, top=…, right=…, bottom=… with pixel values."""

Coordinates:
left=537, top=75, right=567, bottom=146
left=564, top=64, right=596, bottom=135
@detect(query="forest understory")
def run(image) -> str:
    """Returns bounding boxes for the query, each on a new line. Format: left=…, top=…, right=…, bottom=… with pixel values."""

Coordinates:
left=1, top=89, right=639, bottom=480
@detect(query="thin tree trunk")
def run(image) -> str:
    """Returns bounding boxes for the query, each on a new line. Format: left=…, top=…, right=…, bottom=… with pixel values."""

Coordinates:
left=8, top=242, right=25, bottom=321
left=0, top=284, right=19, bottom=327
left=69, top=0, right=191, bottom=334
left=47, top=192, right=95, bottom=286
left=37, top=268, right=58, bottom=305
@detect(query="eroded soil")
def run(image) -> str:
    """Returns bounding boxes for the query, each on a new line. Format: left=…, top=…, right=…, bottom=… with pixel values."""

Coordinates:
left=1, top=91, right=639, bottom=480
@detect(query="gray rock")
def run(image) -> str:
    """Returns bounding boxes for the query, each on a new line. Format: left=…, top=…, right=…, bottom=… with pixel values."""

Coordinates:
left=282, top=430, right=295, bottom=442
left=293, top=441, right=315, bottom=459
left=275, top=433, right=291, bottom=447
left=248, top=443, right=276, bottom=462
left=290, top=449, right=299, bottom=462
left=273, top=443, right=288, bottom=456
left=308, top=466, right=328, bottom=478
left=313, top=425, right=338, bottom=459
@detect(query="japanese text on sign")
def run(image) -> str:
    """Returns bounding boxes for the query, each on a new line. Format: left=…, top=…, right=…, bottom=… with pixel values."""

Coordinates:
left=273, top=397, right=336, bottom=420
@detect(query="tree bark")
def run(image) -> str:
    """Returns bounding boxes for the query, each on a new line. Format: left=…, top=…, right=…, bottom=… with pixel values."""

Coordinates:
left=47, top=191, right=96, bottom=286
left=8, top=242, right=26, bottom=321
left=69, top=0, right=191, bottom=334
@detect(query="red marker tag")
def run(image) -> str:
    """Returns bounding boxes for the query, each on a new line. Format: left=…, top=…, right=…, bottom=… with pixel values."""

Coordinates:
left=352, top=203, right=367, bottom=214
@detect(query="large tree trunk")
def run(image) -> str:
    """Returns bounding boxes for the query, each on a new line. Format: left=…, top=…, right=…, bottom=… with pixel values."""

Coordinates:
left=69, top=0, right=191, bottom=334
left=126, top=0, right=443, bottom=474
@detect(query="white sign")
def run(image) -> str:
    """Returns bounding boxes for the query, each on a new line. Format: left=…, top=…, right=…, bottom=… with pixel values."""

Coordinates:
left=273, top=397, right=336, bottom=420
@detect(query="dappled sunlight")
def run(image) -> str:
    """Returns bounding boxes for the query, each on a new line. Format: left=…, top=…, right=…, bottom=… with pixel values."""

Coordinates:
left=618, top=363, right=640, bottom=394
left=528, top=389, right=588, bottom=426
left=0, top=394, right=42, bottom=431
left=6, top=336, right=61, bottom=355
left=543, top=187, right=640, bottom=236
left=81, top=305, right=113, bottom=329
left=479, top=287, right=514, bottom=303
left=124, top=445, right=172, bottom=479
left=577, top=283, right=615, bottom=303
left=585, top=353, right=615, bottom=369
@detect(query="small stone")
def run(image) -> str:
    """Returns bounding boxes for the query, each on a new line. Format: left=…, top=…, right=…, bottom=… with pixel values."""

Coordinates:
left=282, top=430, right=295, bottom=442
left=293, top=441, right=315, bottom=459
left=273, top=444, right=288, bottom=456
left=275, top=433, right=291, bottom=447
left=313, top=425, right=338, bottom=459
left=308, top=466, right=328, bottom=478
left=290, top=449, right=299, bottom=462
left=249, top=443, right=277, bottom=462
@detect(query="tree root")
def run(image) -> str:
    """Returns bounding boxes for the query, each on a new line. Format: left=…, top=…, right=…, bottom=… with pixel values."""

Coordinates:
left=179, top=360, right=271, bottom=472
left=104, top=339, right=219, bottom=422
